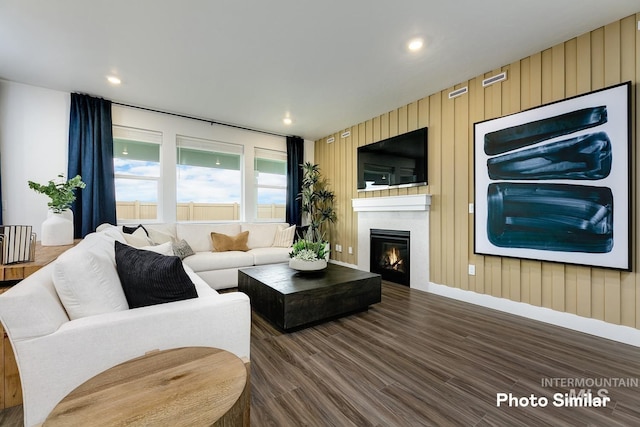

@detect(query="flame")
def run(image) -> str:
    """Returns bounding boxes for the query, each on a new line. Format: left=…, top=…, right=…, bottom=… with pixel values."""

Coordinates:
left=382, top=246, right=404, bottom=272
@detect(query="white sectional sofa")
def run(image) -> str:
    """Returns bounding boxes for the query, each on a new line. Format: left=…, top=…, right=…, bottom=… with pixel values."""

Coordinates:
left=113, top=222, right=295, bottom=290
left=0, top=226, right=253, bottom=427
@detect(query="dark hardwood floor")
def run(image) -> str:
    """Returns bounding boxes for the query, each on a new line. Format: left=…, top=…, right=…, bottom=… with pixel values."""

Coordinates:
left=2, top=282, right=639, bottom=426
left=249, top=282, right=640, bottom=426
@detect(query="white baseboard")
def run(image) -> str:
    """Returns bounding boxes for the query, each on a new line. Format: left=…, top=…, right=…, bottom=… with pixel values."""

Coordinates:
left=328, top=261, right=640, bottom=347
left=416, top=281, right=640, bottom=348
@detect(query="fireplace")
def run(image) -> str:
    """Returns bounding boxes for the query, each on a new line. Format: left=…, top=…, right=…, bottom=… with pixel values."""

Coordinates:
left=370, top=229, right=410, bottom=286
left=354, top=194, right=431, bottom=290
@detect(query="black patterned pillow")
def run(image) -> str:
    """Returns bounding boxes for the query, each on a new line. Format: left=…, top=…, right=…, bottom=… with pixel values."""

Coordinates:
left=114, top=241, right=197, bottom=309
left=172, top=239, right=195, bottom=260
left=122, top=224, right=149, bottom=236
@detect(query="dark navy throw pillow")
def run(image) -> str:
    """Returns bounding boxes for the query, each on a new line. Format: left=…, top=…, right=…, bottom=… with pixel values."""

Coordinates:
left=114, top=241, right=197, bottom=309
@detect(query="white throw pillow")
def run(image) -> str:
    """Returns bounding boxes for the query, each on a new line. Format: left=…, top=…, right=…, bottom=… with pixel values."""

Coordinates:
left=140, top=241, right=174, bottom=256
left=147, top=228, right=176, bottom=245
left=272, top=224, right=295, bottom=247
left=52, top=249, right=129, bottom=320
left=123, top=227, right=153, bottom=247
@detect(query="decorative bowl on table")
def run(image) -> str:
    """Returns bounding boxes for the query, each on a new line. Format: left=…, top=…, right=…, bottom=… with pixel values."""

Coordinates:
left=289, top=258, right=327, bottom=272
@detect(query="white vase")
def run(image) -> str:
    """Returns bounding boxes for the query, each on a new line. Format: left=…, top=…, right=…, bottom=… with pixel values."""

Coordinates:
left=289, top=258, right=328, bottom=272
left=41, top=210, right=74, bottom=246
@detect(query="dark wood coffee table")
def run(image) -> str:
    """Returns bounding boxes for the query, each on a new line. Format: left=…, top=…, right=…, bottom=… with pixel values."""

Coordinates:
left=238, top=263, right=381, bottom=331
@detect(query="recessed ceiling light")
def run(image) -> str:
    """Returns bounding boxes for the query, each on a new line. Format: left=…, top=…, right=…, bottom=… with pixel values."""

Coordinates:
left=283, top=117, right=292, bottom=125
left=408, top=38, right=424, bottom=52
left=107, top=76, right=121, bottom=85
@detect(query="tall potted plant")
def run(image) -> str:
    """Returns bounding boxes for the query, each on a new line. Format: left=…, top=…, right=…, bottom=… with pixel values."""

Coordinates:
left=28, top=174, right=86, bottom=246
left=289, top=162, right=337, bottom=271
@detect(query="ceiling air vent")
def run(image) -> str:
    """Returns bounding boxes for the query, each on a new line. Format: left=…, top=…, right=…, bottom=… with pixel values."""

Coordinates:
left=482, top=71, right=507, bottom=87
left=448, top=86, right=468, bottom=99
left=341, top=130, right=351, bottom=138
left=327, top=136, right=335, bottom=144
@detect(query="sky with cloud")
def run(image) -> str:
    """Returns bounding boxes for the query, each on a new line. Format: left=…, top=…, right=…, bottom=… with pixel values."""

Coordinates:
left=114, top=158, right=285, bottom=204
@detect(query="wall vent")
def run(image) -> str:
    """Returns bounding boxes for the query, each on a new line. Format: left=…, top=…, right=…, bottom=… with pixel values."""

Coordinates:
left=327, top=136, right=335, bottom=143
left=448, top=86, right=468, bottom=99
left=341, top=130, right=351, bottom=138
left=482, top=71, right=507, bottom=87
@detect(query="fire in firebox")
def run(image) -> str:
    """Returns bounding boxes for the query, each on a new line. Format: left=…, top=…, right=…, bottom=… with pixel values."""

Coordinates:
left=379, top=246, right=405, bottom=273
left=370, top=229, right=410, bottom=286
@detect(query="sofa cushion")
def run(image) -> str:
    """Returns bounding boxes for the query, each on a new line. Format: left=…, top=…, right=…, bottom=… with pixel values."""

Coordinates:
left=272, top=224, right=295, bottom=247
left=182, top=251, right=254, bottom=272
left=176, top=223, right=241, bottom=252
left=115, top=241, right=198, bottom=309
left=249, top=247, right=292, bottom=265
left=211, top=231, right=249, bottom=252
left=181, top=264, right=218, bottom=296
left=240, top=223, right=283, bottom=249
left=144, top=223, right=177, bottom=237
left=53, top=244, right=129, bottom=321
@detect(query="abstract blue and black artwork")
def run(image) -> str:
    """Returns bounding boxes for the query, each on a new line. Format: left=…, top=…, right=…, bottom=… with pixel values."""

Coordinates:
left=474, top=82, right=631, bottom=270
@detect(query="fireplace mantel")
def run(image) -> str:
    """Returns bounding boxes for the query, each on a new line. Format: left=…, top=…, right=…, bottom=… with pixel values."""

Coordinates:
left=352, top=194, right=431, bottom=289
left=352, top=194, right=431, bottom=212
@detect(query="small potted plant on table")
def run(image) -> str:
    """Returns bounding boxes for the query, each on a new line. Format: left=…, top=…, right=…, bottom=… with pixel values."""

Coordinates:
left=28, top=174, right=85, bottom=246
left=289, top=162, right=336, bottom=271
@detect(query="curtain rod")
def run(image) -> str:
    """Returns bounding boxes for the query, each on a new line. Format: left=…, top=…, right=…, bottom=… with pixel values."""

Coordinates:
left=112, top=101, right=294, bottom=139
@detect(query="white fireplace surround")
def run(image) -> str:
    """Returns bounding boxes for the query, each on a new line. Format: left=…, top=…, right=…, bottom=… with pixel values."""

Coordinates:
left=352, top=195, right=431, bottom=290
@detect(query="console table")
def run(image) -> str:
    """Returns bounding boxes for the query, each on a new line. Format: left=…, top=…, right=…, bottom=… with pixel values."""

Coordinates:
left=0, top=241, right=78, bottom=409
left=0, top=240, right=79, bottom=282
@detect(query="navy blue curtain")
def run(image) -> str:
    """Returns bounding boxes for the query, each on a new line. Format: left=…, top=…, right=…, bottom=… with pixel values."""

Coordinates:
left=285, top=136, right=304, bottom=226
left=68, top=93, right=116, bottom=238
left=0, top=166, right=4, bottom=224
left=0, top=161, right=3, bottom=224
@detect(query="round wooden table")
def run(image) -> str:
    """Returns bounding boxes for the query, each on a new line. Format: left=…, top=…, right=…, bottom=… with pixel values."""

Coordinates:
left=44, top=347, right=249, bottom=426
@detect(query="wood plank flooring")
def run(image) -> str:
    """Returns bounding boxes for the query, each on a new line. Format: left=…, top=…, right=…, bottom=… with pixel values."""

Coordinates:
left=249, top=282, right=640, bottom=426
left=2, top=281, right=639, bottom=426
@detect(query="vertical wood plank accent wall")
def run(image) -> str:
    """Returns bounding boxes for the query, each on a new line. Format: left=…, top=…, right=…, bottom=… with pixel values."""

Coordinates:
left=314, top=13, right=640, bottom=329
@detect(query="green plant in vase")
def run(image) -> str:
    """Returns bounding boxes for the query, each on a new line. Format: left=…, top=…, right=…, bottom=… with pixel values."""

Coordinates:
left=28, top=174, right=86, bottom=246
left=289, top=162, right=336, bottom=270
left=28, top=174, right=86, bottom=213
left=289, top=238, right=329, bottom=262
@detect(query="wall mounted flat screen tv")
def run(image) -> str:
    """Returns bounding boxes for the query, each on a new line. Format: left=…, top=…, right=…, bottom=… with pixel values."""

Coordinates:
left=357, top=127, right=428, bottom=191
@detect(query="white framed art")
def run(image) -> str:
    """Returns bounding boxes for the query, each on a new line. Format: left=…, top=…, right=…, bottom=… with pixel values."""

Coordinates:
left=474, top=82, right=631, bottom=271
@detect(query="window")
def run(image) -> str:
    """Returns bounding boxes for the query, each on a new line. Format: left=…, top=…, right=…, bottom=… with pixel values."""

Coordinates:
left=255, top=148, right=286, bottom=221
left=176, top=136, right=243, bottom=221
left=113, top=127, right=161, bottom=222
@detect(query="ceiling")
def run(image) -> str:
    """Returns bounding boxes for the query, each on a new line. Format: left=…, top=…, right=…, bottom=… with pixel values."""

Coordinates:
left=0, top=1, right=638, bottom=141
